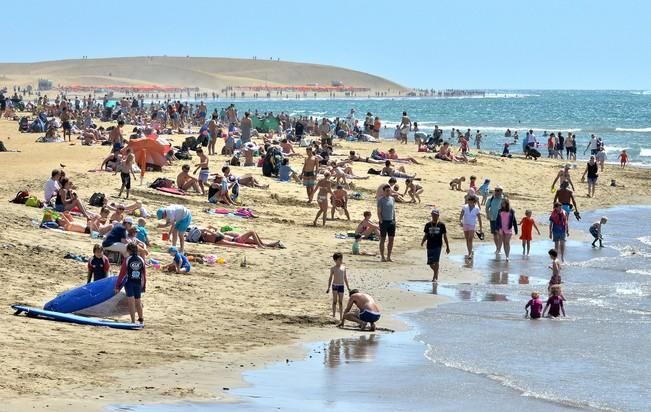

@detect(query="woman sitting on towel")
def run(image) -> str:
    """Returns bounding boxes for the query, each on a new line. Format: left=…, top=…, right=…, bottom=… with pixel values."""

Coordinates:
left=55, top=178, right=92, bottom=218
left=207, top=175, right=236, bottom=205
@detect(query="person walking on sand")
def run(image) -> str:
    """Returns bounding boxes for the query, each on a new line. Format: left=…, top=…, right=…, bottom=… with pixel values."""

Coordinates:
left=339, top=289, right=381, bottom=331
left=460, top=195, right=483, bottom=259
left=302, top=147, right=319, bottom=202
left=377, top=184, right=396, bottom=262
left=421, top=209, right=450, bottom=282
left=110, top=120, right=125, bottom=154
left=581, top=155, right=599, bottom=198
left=313, top=172, right=334, bottom=226
left=116, top=148, right=136, bottom=199
left=327, top=252, right=351, bottom=323
left=485, top=185, right=505, bottom=254
left=240, top=111, right=252, bottom=144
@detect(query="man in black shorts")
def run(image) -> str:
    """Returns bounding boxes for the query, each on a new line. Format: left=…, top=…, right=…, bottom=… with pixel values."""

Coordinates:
left=421, top=209, right=450, bottom=282
left=377, top=184, right=396, bottom=262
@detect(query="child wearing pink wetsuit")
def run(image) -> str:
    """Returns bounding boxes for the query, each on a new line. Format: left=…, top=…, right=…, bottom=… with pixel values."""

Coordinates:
left=525, top=291, right=543, bottom=319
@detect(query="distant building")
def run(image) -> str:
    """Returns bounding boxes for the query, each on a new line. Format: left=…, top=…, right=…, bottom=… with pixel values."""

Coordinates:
left=331, top=80, right=344, bottom=87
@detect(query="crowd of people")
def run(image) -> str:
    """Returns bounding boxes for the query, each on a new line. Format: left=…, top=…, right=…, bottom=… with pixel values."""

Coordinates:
left=9, top=93, right=625, bottom=327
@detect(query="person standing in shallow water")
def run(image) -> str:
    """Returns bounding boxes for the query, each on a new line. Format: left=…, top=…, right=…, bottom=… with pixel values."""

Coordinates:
left=421, top=209, right=450, bottom=282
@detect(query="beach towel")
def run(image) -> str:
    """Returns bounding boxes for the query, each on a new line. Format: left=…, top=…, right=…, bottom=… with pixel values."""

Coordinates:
left=155, top=187, right=188, bottom=196
left=204, top=207, right=256, bottom=219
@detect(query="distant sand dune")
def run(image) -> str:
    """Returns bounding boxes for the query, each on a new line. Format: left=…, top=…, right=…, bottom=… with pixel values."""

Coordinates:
left=0, top=56, right=406, bottom=92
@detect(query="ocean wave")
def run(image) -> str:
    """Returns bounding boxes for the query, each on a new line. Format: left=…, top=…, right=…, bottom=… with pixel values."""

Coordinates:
left=639, top=148, right=651, bottom=157
left=422, top=344, right=618, bottom=411
left=615, top=127, right=651, bottom=133
left=637, top=236, right=651, bottom=246
left=626, top=269, right=651, bottom=276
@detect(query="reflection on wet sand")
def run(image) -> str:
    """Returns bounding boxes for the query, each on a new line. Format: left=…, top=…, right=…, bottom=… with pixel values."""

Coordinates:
left=324, top=335, right=379, bottom=368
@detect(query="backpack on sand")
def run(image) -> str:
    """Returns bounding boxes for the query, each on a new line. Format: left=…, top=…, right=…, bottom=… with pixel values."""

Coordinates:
left=89, top=192, right=106, bottom=207
left=186, top=227, right=203, bottom=243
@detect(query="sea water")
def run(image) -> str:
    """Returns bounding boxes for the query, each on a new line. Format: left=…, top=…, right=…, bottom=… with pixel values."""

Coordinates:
left=406, top=205, right=651, bottom=411
left=206, top=90, right=651, bottom=165
left=115, top=207, right=650, bottom=412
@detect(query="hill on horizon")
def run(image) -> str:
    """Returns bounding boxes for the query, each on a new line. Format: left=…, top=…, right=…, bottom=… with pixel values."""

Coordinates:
left=0, top=56, right=407, bottom=92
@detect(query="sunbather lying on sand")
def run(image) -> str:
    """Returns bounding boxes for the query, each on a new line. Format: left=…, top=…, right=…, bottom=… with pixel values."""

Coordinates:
left=195, top=225, right=285, bottom=249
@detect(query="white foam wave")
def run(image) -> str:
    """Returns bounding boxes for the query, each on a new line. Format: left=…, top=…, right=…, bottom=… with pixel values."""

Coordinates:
left=615, top=286, right=645, bottom=296
left=615, top=127, right=651, bottom=133
left=422, top=344, right=617, bottom=411
left=626, top=269, right=651, bottom=276
left=604, top=146, right=628, bottom=153
left=639, top=148, right=651, bottom=157
left=638, top=236, right=651, bottom=246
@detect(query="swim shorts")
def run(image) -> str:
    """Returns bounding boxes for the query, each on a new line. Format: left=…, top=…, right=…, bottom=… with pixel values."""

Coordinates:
left=562, top=203, right=572, bottom=214
left=124, top=280, right=142, bottom=299
left=552, top=229, right=566, bottom=242
left=359, top=310, right=381, bottom=323
left=463, top=224, right=475, bottom=232
left=198, top=168, right=210, bottom=183
left=332, top=284, right=344, bottom=293
left=427, top=247, right=442, bottom=265
left=303, top=171, right=316, bottom=187
left=121, top=172, right=131, bottom=190
left=174, top=214, right=192, bottom=233
left=588, top=176, right=598, bottom=185
left=589, top=227, right=600, bottom=239
left=380, top=220, right=396, bottom=237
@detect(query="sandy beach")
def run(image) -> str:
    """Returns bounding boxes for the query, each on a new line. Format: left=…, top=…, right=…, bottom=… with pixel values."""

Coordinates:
left=1, top=112, right=650, bottom=412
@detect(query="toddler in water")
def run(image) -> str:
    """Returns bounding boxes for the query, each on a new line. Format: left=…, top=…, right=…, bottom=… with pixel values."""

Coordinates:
left=518, top=210, right=541, bottom=255
left=589, top=217, right=607, bottom=248
left=525, top=291, right=543, bottom=319
left=478, top=178, right=490, bottom=205
left=543, top=285, right=566, bottom=318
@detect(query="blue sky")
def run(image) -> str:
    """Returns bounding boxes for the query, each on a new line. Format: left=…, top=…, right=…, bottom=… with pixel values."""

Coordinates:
left=1, top=0, right=649, bottom=89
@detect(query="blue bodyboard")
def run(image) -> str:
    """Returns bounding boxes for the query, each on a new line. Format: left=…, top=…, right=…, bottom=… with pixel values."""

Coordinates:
left=11, top=305, right=142, bottom=330
left=45, top=276, right=120, bottom=313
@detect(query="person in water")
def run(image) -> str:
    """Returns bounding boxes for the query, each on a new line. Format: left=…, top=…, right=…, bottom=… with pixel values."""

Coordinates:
left=589, top=217, right=608, bottom=248
left=543, top=285, right=566, bottom=318
left=525, top=291, right=543, bottom=319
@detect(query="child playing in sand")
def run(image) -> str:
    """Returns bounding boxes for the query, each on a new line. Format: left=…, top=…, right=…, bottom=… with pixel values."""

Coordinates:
left=547, top=249, right=562, bottom=291
left=403, top=178, right=424, bottom=203
left=618, top=150, right=628, bottom=168
left=330, top=184, right=351, bottom=221
left=525, top=291, right=543, bottom=319
left=519, top=210, right=541, bottom=255
left=543, top=285, right=566, bottom=318
left=355, top=211, right=381, bottom=239
left=166, top=246, right=191, bottom=274
left=589, top=216, right=608, bottom=248
left=327, top=252, right=351, bottom=322
left=87, top=244, right=110, bottom=284
left=352, top=234, right=377, bottom=256
left=116, top=148, right=137, bottom=199
left=115, top=242, right=146, bottom=324
left=135, top=218, right=150, bottom=247
left=478, top=178, right=490, bottom=205
left=449, top=176, right=465, bottom=191
left=469, top=175, right=478, bottom=193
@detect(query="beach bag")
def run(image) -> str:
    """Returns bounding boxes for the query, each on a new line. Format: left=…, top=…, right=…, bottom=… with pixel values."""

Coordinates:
left=10, top=190, right=30, bottom=204
left=150, top=177, right=174, bottom=189
left=186, top=227, right=203, bottom=243
left=89, top=192, right=105, bottom=207
left=229, top=155, right=240, bottom=166
left=25, top=196, right=43, bottom=208
left=367, top=168, right=381, bottom=175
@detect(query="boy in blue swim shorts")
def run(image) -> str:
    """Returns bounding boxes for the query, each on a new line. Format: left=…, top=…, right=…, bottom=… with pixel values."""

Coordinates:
left=326, top=252, right=350, bottom=323
left=340, top=289, right=381, bottom=331
left=166, top=246, right=191, bottom=274
left=115, top=243, right=146, bottom=324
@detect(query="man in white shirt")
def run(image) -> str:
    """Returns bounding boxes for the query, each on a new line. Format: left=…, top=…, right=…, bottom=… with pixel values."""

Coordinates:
left=44, top=169, right=61, bottom=204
